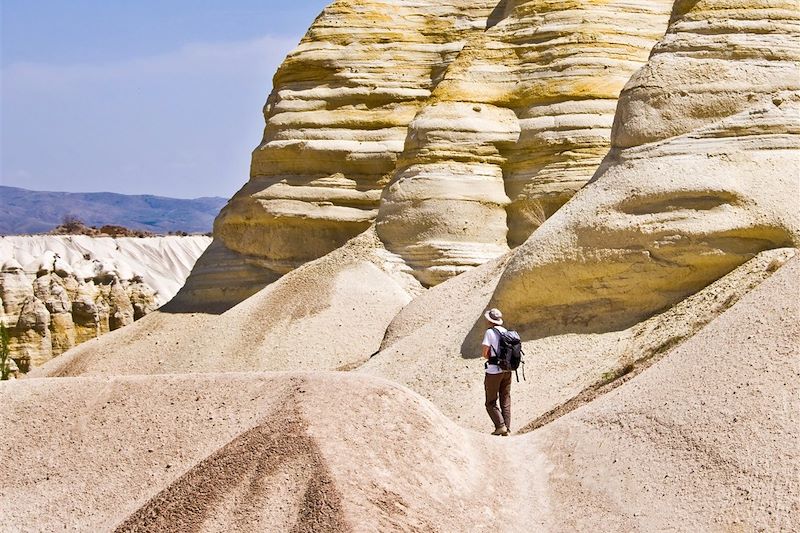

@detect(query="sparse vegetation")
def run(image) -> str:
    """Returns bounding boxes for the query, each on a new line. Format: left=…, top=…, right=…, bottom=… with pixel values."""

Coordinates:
left=59, top=214, right=88, bottom=233
left=599, top=362, right=636, bottom=386
left=51, top=218, right=154, bottom=237
left=766, top=257, right=785, bottom=273
left=518, top=199, right=548, bottom=229
left=1, top=324, right=12, bottom=380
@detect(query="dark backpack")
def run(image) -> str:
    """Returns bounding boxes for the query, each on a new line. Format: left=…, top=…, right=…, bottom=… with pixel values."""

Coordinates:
left=490, top=327, right=526, bottom=381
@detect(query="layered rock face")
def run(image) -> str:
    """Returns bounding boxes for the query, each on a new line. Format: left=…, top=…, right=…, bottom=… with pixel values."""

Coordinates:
left=0, top=236, right=211, bottom=370
left=377, top=0, right=673, bottom=284
left=209, top=0, right=672, bottom=289
left=376, top=102, right=519, bottom=285
left=1, top=257, right=155, bottom=370
left=491, top=0, right=800, bottom=336
left=213, top=0, right=499, bottom=278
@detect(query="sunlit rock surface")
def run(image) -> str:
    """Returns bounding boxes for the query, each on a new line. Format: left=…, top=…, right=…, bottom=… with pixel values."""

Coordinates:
left=213, top=0, right=499, bottom=278
left=491, top=0, right=800, bottom=336
left=212, top=0, right=672, bottom=289
left=377, top=0, right=673, bottom=284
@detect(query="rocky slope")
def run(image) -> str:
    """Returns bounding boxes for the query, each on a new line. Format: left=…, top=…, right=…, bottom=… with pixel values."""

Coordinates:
left=0, top=236, right=210, bottom=370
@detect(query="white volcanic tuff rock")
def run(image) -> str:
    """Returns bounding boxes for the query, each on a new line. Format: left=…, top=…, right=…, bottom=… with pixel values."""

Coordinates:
left=490, top=0, right=671, bottom=244
left=70, top=281, right=107, bottom=344
left=613, top=0, right=800, bottom=148
left=32, top=273, right=76, bottom=355
left=0, top=236, right=211, bottom=369
left=128, top=280, right=158, bottom=320
left=0, top=260, right=33, bottom=324
left=214, top=0, right=499, bottom=275
left=377, top=0, right=673, bottom=285
left=13, top=296, right=52, bottom=367
left=0, top=236, right=211, bottom=306
left=491, top=0, right=800, bottom=336
left=106, top=279, right=135, bottom=331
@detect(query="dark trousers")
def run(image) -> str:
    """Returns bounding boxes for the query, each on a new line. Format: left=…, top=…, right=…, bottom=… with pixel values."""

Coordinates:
left=484, top=371, right=511, bottom=430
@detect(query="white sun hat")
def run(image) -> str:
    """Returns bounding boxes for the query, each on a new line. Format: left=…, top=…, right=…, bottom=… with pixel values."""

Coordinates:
left=484, top=308, right=503, bottom=325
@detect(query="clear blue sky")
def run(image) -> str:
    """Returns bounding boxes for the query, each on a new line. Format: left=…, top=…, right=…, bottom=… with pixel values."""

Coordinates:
left=1, top=1, right=330, bottom=198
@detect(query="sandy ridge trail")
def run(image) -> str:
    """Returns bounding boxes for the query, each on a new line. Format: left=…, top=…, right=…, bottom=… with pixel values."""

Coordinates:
left=30, top=233, right=796, bottom=435
left=1, top=373, right=543, bottom=532
left=3, top=258, right=797, bottom=531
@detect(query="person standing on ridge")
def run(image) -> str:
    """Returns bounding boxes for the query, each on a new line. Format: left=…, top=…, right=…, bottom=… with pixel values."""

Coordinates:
left=482, top=307, right=511, bottom=436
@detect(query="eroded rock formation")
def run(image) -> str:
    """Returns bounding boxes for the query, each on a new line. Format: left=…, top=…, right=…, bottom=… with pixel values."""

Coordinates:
left=0, top=236, right=211, bottom=370
left=213, top=0, right=499, bottom=276
left=206, top=0, right=674, bottom=292
left=491, top=0, right=800, bottom=335
left=377, top=0, right=674, bottom=284
left=1, top=256, right=155, bottom=370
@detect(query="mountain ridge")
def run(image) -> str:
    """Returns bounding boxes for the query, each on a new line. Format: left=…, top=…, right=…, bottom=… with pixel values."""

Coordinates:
left=0, top=186, right=227, bottom=235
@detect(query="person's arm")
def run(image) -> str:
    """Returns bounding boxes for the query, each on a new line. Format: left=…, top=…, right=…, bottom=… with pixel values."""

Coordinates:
left=481, top=329, right=493, bottom=359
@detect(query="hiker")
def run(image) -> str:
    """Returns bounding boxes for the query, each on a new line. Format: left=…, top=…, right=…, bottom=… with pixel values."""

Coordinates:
left=482, top=307, right=512, bottom=436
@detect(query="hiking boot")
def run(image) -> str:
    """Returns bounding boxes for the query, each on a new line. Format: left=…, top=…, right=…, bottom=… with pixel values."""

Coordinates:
left=491, top=425, right=509, bottom=436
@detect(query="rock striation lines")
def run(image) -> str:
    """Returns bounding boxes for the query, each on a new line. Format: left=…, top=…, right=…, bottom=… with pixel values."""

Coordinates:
left=209, top=0, right=674, bottom=289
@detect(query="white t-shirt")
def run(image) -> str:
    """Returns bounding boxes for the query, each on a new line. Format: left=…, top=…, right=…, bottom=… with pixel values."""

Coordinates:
left=482, top=326, right=509, bottom=374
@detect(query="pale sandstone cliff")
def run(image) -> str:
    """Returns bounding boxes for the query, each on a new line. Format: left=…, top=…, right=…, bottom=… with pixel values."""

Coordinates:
left=377, top=0, right=673, bottom=284
left=211, top=1, right=498, bottom=278
left=491, top=0, right=800, bottom=335
left=197, top=0, right=674, bottom=300
left=0, top=236, right=210, bottom=370
left=180, top=1, right=501, bottom=308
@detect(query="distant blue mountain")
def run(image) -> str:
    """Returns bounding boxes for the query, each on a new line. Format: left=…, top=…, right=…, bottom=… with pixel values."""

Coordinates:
left=0, top=186, right=227, bottom=235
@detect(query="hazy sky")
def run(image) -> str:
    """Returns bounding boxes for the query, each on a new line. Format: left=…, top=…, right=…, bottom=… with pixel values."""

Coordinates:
left=1, top=0, right=330, bottom=198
